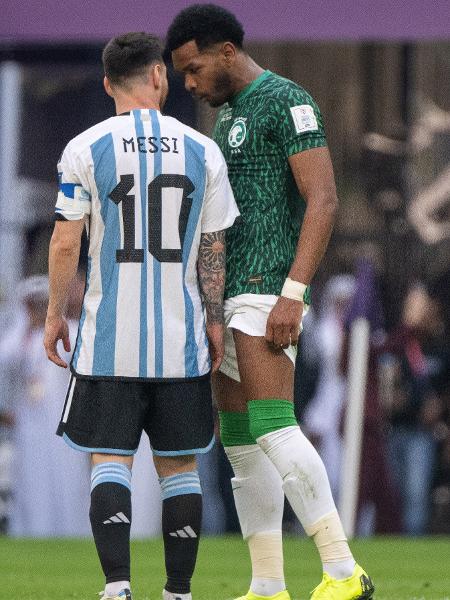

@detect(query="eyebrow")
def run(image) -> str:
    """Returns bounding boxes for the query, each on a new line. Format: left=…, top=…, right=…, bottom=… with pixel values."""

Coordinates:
left=181, top=61, right=198, bottom=73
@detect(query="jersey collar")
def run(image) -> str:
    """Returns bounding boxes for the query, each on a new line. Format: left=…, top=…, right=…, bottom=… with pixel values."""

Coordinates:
left=229, top=70, right=272, bottom=107
left=117, top=109, right=161, bottom=116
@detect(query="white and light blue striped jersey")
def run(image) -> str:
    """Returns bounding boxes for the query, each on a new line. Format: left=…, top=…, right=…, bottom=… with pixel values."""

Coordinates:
left=56, top=109, right=239, bottom=380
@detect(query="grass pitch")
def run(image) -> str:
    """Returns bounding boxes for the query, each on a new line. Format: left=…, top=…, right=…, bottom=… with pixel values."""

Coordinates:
left=1, top=535, right=449, bottom=600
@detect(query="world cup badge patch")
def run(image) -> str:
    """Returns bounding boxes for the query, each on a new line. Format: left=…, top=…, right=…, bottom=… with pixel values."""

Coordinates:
left=290, top=105, right=318, bottom=134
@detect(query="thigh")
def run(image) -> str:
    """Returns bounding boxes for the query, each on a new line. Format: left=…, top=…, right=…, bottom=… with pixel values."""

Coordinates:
left=212, top=370, right=247, bottom=412
left=233, top=329, right=294, bottom=402
left=57, top=376, right=146, bottom=455
left=145, top=376, right=214, bottom=456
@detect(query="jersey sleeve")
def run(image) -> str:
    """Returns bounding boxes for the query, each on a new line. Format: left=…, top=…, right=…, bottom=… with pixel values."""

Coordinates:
left=55, top=143, right=91, bottom=221
left=269, top=86, right=327, bottom=158
left=201, top=142, right=240, bottom=233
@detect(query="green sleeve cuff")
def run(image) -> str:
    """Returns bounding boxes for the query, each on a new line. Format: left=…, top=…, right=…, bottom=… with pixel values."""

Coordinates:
left=284, top=134, right=327, bottom=158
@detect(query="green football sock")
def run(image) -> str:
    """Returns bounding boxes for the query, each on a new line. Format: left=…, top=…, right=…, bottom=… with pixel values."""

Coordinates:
left=248, top=399, right=297, bottom=440
left=219, top=410, right=256, bottom=447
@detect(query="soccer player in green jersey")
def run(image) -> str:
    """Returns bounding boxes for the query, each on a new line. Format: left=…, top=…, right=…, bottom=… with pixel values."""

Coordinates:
left=167, top=5, right=374, bottom=600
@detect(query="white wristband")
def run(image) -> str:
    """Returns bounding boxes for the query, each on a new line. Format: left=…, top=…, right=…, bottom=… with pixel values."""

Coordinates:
left=281, top=278, right=307, bottom=302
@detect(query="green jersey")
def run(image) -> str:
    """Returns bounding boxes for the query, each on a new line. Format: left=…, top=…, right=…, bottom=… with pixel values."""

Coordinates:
left=213, top=70, right=327, bottom=301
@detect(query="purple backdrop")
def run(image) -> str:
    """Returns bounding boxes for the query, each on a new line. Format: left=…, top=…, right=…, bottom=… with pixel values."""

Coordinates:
left=1, top=0, right=449, bottom=42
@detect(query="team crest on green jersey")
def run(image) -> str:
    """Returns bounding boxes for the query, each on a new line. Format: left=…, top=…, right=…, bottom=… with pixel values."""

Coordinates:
left=228, top=118, right=247, bottom=148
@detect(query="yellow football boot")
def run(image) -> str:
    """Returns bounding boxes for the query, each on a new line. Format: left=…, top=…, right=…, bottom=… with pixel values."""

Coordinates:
left=235, top=591, right=291, bottom=600
left=99, top=589, right=132, bottom=600
left=310, top=564, right=374, bottom=599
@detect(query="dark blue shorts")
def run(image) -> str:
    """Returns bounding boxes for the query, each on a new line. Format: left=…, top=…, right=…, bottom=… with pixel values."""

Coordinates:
left=57, top=374, right=214, bottom=456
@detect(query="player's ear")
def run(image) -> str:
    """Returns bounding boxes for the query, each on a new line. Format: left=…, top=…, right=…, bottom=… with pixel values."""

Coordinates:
left=222, top=42, right=236, bottom=66
left=103, top=76, right=114, bottom=98
left=152, top=63, right=162, bottom=89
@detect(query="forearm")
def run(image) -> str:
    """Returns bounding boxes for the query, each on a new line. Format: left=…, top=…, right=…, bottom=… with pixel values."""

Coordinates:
left=287, top=146, right=338, bottom=285
left=289, top=193, right=337, bottom=284
left=197, top=230, right=226, bottom=324
left=47, top=235, right=80, bottom=318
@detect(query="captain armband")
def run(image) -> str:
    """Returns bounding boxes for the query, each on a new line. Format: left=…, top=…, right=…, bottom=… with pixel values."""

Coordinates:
left=55, top=183, right=91, bottom=221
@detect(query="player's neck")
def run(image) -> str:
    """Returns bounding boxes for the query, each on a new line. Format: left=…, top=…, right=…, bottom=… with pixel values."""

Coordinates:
left=113, top=90, right=161, bottom=115
left=231, top=56, right=265, bottom=96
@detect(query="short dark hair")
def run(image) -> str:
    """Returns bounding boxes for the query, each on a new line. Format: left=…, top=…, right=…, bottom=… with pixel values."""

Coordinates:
left=102, top=32, right=163, bottom=85
left=166, top=4, right=244, bottom=53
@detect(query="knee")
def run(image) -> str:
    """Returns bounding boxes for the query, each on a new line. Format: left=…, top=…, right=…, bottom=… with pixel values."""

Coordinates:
left=219, top=410, right=255, bottom=447
left=247, top=399, right=297, bottom=441
left=153, top=454, right=197, bottom=478
left=224, top=443, right=264, bottom=475
left=91, top=453, right=133, bottom=469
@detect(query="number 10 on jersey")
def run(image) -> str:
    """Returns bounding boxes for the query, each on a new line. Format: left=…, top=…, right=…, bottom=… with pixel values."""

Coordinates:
left=109, top=173, right=194, bottom=264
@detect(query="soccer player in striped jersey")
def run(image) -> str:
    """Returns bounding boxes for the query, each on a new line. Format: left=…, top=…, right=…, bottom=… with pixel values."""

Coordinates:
left=44, top=32, right=239, bottom=600
left=168, top=5, right=374, bottom=600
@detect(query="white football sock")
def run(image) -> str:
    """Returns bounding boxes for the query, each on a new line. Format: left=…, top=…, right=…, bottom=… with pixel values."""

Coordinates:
left=162, top=591, right=192, bottom=600
left=323, top=559, right=356, bottom=580
left=225, top=444, right=286, bottom=595
left=104, top=581, right=130, bottom=597
left=257, top=426, right=355, bottom=578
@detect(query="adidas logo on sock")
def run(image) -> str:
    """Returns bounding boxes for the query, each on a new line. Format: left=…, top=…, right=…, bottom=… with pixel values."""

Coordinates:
left=168, top=525, right=197, bottom=538
left=103, top=512, right=130, bottom=524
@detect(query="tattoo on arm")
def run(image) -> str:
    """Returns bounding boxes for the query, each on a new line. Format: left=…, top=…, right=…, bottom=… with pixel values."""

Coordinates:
left=198, top=230, right=226, bottom=324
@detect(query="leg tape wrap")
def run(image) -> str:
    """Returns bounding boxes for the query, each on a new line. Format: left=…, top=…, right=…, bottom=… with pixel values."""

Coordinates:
left=304, top=510, right=353, bottom=563
left=248, top=532, right=284, bottom=580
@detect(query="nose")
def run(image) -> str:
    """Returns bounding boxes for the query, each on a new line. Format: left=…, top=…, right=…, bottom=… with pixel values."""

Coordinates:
left=185, top=74, right=196, bottom=93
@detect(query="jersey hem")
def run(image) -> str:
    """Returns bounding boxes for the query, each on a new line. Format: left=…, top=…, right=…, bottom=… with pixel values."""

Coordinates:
left=70, top=365, right=211, bottom=383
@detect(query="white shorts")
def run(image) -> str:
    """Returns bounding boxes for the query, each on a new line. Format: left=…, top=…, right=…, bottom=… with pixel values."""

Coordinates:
left=220, top=293, right=306, bottom=382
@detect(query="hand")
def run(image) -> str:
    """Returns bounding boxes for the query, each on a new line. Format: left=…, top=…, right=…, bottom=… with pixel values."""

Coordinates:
left=44, top=315, right=71, bottom=368
left=206, top=322, right=225, bottom=373
left=265, top=296, right=303, bottom=349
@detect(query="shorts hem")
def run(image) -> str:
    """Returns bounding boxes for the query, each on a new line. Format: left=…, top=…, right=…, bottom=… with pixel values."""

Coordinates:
left=151, top=435, right=215, bottom=456
left=62, top=433, right=137, bottom=456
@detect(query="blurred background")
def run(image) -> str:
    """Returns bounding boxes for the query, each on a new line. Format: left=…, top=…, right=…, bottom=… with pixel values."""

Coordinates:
left=0, top=1, right=448, bottom=541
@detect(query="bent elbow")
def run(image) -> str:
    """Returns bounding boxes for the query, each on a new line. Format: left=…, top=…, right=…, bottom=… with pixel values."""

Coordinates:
left=327, top=198, right=338, bottom=230
left=317, top=192, right=338, bottom=220
left=328, top=193, right=339, bottom=217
